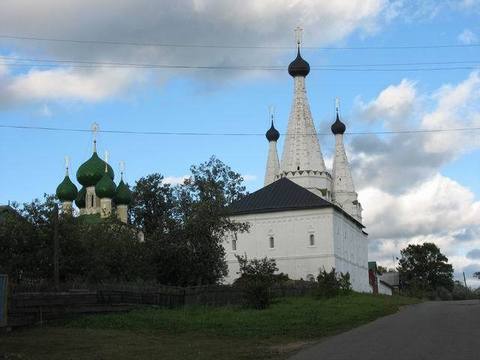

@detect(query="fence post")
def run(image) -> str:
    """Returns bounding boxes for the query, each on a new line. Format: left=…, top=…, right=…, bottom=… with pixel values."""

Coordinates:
left=0, top=275, right=8, bottom=328
left=53, top=204, right=60, bottom=292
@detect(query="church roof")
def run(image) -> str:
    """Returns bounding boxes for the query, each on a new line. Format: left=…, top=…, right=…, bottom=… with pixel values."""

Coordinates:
left=229, top=178, right=330, bottom=215
left=228, top=178, right=364, bottom=228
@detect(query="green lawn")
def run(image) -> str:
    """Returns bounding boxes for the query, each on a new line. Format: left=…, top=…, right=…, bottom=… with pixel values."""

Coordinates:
left=0, top=293, right=419, bottom=360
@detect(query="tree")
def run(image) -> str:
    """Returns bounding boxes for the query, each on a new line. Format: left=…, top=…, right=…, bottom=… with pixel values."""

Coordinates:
left=172, top=156, right=248, bottom=285
left=397, top=243, right=454, bottom=292
left=377, top=265, right=387, bottom=275
left=2, top=157, right=248, bottom=287
left=130, top=156, right=248, bottom=286
left=474, top=272, right=480, bottom=279
left=130, top=174, right=176, bottom=236
left=234, top=255, right=279, bottom=309
left=315, top=268, right=352, bottom=298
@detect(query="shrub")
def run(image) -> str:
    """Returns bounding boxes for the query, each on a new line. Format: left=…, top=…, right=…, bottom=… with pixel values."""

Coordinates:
left=315, top=268, right=352, bottom=298
left=234, top=255, right=278, bottom=309
left=435, top=286, right=453, bottom=301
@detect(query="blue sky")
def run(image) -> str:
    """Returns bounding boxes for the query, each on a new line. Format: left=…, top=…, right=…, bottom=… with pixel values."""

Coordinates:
left=1, top=0, right=480, bottom=285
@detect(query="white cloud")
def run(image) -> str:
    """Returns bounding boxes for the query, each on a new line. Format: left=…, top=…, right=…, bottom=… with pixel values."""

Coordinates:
left=0, top=63, right=8, bottom=77
left=356, top=79, right=417, bottom=129
left=359, top=174, right=480, bottom=240
left=421, top=71, right=480, bottom=155
left=458, top=29, right=478, bottom=44
left=351, top=71, right=480, bottom=193
left=350, top=71, right=480, bottom=286
left=163, top=175, right=189, bottom=185
left=242, top=174, right=257, bottom=182
left=38, top=104, right=52, bottom=117
left=0, top=65, right=141, bottom=106
left=0, top=0, right=390, bottom=108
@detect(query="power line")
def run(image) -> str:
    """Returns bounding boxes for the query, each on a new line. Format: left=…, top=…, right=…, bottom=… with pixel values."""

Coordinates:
left=0, top=56, right=479, bottom=72
left=2, top=55, right=479, bottom=68
left=1, top=34, right=480, bottom=50
left=2, top=124, right=480, bottom=137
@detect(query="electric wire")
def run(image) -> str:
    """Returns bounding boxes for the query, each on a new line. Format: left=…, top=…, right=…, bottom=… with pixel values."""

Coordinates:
left=0, top=55, right=479, bottom=72
left=1, top=34, right=480, bottom=50
left=1, top=124, right=480, bottom=137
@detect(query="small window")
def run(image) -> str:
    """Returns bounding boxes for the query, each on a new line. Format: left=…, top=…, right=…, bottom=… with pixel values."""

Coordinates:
left=90, top=195, right=94, bottom=207
left=309, top=234, right=315, bottom=246
left=269, top=236, right=275, bottom=249
left=232, top=239, right=237, bottom=251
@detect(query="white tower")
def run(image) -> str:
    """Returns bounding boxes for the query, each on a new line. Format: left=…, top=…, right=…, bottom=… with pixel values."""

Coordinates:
left=279, top=27, right=332, bottom=199
left=264, top=107, right=281, bottom=186
left=331, top=100, right=362, bottom=222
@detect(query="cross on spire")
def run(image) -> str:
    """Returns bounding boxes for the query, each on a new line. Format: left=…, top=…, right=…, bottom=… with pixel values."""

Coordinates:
left=119, top=160, right=125, bottom=180
left=104, top=150, right=109, bottom=172
left=91, top=122, right=99, bottom=152
left=335, top=97, right=340, bottom=115
left=64, top=156, right=70, bottom=176
left=268, top=105, right=275, bottom=122
left=294, top=26, right=303, bottom=48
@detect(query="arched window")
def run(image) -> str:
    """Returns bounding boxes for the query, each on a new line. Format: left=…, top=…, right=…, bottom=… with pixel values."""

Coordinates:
left=90, top=195, right=94, bottom=207
left=269, top=236, right=275, bottom=249
left=309, top=233, right=315, bottom=246
left=232, top=239, right=237, bottom=251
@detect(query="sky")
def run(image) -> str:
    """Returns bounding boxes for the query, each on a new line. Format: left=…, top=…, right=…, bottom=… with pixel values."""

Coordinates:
left=1, top=0, right=480, bottom=286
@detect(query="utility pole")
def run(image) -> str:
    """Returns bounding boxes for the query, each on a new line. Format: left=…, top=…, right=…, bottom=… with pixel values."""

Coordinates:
left=53, top=204, right=59, bottom=292
left=463, top=272, right=467, bottom=288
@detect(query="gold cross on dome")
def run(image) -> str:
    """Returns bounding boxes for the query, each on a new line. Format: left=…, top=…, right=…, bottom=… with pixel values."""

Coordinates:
left=91, top=122, right=99, bottom=142
left=294, top=26, right=303, bottom=46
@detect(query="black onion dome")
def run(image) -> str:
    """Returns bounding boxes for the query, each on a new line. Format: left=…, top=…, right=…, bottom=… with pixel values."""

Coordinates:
left=288, top=48, right=310, bottom=77
left=265, top=120, right=280, bottom=142
left=331, top=113, right=346, bottom=135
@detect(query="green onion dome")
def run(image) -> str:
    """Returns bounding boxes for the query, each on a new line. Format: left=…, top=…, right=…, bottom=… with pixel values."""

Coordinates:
left=56, top=175, right=78, bottom=202
left=115, top=180, right=132, bottom=205
left=75, top=187, right=86, bottom=208
left=95, top=172, right=117, bottom=199
left=76, top=151, right=114, bottom=187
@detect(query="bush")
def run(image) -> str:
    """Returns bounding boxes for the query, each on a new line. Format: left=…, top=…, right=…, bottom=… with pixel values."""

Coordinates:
left=234, top=255, right=278, bottom=309
left=451, top=281, right=477, bottom=300
left=435, top=286, right=453, bottom=301
left=315, top=268, right=352, bottom=298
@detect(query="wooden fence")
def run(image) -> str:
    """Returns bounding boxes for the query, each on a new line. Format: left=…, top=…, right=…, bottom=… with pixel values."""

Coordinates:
left=6, top=281, right=317, bottom=328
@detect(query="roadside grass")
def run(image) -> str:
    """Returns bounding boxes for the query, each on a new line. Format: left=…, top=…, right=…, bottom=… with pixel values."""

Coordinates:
left=0, top=293, right=419, bottom=360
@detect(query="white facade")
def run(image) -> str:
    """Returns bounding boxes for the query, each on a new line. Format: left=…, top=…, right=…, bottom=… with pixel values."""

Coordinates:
left=279, top=76, right=332, bottom=200
left=225, top=208, right=370, bottom=292
left=378, top=281, right=393, bottom=296
left=264, top=140, right=280, bottom=186
left=223, top=44, right=369, bottom=292
left=332, top=133, right=362, bottom=222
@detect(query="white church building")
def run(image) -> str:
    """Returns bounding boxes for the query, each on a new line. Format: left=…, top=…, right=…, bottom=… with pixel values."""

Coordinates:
left=224, top=34, right=370, bottom=292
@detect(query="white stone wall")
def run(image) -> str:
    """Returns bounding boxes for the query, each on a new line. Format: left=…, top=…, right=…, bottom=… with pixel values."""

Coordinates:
left=281, top=77, right=326, bottom=174
left=378, top=281, right=393, bottom=296
left=332, top=134, right=362, bottom=222
left=224, top=208, right=369, bottom=292
left=85, top=186, right=100, bottom=215
left=264, top=141, right=280, bottom=186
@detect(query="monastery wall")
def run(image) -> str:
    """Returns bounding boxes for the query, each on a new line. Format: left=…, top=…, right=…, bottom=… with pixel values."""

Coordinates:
left=224, top=208, right=369, bottom=292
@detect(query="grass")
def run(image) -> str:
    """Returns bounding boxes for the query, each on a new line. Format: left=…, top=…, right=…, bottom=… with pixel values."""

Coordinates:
left=0, top=293, right=419, bottom=360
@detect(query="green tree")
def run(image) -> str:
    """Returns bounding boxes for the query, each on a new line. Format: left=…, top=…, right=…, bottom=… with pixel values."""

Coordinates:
left=130, top=174, right=176, bottom=236
left=398, top=243, right=454, bottom=292
left=377, top=265, right=387, bottom=275
left=474, top=272, right=480, bottom=279
left=172, top=156, right=248, bottom=285
left=315, top=268, right=352, bottom=298
left=131, top=156, right=248, bottom=286
left=234, top=255, right=279, bottom=309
